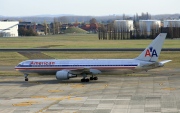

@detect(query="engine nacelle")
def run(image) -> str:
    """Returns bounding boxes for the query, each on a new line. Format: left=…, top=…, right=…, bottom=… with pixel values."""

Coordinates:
left=56, top=70, right=77, bottom=80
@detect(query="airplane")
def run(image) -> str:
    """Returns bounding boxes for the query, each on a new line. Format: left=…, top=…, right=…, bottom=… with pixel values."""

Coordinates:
left=15, top=33, right=171, bottom=82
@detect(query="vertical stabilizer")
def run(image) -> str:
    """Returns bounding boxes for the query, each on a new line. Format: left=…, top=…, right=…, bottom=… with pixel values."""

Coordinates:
left=135, top=33, right=167, bottom=62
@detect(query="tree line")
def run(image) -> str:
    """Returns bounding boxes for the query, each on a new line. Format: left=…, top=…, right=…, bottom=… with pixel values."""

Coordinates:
left=98, top=21, right=180, bottom=40
left=18, top=27, right=37, bottom=36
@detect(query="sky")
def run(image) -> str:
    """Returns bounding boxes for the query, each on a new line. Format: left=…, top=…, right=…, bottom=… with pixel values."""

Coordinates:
left=0, top=0, right=180, bottom=16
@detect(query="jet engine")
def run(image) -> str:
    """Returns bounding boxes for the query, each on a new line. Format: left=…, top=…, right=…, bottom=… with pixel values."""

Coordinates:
left=56, top=70, right=77, bottom=80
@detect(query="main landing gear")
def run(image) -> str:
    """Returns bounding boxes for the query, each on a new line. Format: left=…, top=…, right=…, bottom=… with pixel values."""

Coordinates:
left=81, top=78, right=89, bottom=82
left=81, top=74, right=89, bottom=82
left=90, top=75, right=98, bottom=80
left=81, top=74, right=98, bottom=82
left=24, top=74, right=29, bottom=81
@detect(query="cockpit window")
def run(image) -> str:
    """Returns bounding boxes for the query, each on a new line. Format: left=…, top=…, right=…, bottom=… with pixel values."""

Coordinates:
left=16, top=61, right=26, bottom=67
left=17, top=64, right=22, bottom=67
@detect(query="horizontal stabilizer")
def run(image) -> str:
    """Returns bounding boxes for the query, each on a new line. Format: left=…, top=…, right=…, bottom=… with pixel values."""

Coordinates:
left=159, top=60, right=172, bottom=64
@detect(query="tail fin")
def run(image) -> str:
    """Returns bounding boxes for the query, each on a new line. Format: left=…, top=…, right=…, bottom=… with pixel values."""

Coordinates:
left=135, top=33, right=167, bottom=62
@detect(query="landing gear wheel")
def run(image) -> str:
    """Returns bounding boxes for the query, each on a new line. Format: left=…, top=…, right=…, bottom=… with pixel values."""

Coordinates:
left=81, top=79, right=87, bottom=82
left=24, top=74, right=29, bottom=81
left=81, top=78, right=89, bottom=82
left=85, top=78, right=89, bottom=82
left=93, top=77, right=98, bottom=80
left=81, top=79, right=85, bottom=82
left=25, top=78, right=28, bottom=81
left=90, top=77, right=94, bottom=80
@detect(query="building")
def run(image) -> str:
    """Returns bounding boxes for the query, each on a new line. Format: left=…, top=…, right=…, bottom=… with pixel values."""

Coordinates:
left=139, top=20, right=161, bottom=35
left=81, top=24, right=90, bottom=31
left=0, top=20, right=19, bottom=37
left=19, top=22, right=35, bottom=29
left=164, top=20, right=180, bottom=27
left=114, top=20, right=134, bottom=32
left=19, top=22, right=45, bottom=36
left=36, top=24, right=45, bottom=35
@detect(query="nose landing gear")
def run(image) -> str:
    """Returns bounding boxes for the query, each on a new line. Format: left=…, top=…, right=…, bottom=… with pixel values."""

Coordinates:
left=24, top=74, right=29, bottom=81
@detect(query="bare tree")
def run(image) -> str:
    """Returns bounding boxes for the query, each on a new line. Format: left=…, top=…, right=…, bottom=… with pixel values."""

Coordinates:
left=53, top=18, right=61, bottom=34
left=140, top=22, right=147, bottom=38
left=43, top=21, right=48, bottom=35
left=133, top=21, right=140, bottom=38
left=122, top=22, right=126, bottom=39
left=98, top=24, right=106, bottom=40
left=169, top=22, right=173, bottom=39
left=150, top=22, right=156, bottom=38
left=174, top=22, right=179, bottom=38
left=107, top=22, right=114, bottom=40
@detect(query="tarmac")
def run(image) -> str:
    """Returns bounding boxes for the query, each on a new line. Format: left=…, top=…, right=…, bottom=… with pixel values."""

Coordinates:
left=0, top=68, right=180, bottom=113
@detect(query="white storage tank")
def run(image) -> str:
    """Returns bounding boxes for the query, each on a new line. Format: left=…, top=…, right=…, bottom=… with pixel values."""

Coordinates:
left=139, top=20, right=161, bottom=35
left=164, top=20, right=180, bottom=27
left=114, top=20, right=133, bottom=32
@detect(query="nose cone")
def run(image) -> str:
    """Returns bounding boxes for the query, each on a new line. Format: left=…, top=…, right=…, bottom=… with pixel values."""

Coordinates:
left=14, top=65, right=20, bottom=70
left=14, top=61, right=24, bottom=70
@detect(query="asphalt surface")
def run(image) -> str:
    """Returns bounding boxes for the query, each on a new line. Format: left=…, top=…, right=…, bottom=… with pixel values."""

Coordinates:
left=0, top=48, right=180, bottom=52
left=0, top=68, right=180, bottom=113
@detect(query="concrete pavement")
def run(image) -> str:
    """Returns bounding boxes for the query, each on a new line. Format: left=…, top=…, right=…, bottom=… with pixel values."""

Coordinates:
left=0, top=68, right=180, bottom=113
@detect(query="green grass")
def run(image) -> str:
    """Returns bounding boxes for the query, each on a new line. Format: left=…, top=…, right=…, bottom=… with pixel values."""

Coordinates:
left=0, top=52, right=27, bottom=65
left=0, top=71, right=21, bottom=76
left=0, top=34, right=179, bottom=48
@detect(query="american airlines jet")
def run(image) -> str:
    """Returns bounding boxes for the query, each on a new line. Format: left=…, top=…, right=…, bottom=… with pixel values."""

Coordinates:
left=15, top=33, right=171, bottom=82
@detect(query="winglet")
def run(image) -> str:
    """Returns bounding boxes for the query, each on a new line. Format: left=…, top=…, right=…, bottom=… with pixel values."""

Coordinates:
left=135, top=33, right=167, bottom=62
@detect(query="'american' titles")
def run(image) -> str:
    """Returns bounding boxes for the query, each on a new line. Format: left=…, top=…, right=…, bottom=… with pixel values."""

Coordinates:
left=30, top=61, right=55, bottom=65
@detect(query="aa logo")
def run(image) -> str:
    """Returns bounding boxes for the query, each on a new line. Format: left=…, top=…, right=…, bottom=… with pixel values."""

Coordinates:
left=145, top=47, right=158, bottom=57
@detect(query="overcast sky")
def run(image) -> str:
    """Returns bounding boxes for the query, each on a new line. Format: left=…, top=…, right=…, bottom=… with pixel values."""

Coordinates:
left=0, top=0, right=179, bottom=16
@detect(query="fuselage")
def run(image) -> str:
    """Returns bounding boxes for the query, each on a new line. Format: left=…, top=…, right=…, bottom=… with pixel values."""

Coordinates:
left=15, top=59, right=155, bottom=75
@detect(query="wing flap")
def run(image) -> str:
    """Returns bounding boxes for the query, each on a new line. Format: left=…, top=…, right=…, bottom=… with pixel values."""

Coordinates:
left=69, top=68, right=89, bottom=75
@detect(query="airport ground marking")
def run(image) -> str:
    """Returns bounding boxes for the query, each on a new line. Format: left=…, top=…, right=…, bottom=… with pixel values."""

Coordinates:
left=35, top=100, right=60, bottom=113
left=36, top=96, right=79, bottom=113
left=162, top=87, right=176, bottom=91
left=12, top=101, right=38, bottom=107
left=44, top=96, right=71, bottom=101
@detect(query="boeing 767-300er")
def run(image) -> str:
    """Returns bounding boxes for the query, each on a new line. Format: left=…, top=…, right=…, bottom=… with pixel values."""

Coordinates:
left=15, top=33, right=171, bottom=82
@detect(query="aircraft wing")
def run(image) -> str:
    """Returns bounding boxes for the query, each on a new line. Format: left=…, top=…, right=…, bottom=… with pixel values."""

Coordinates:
left=69, top=68, right=90, bottom=75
